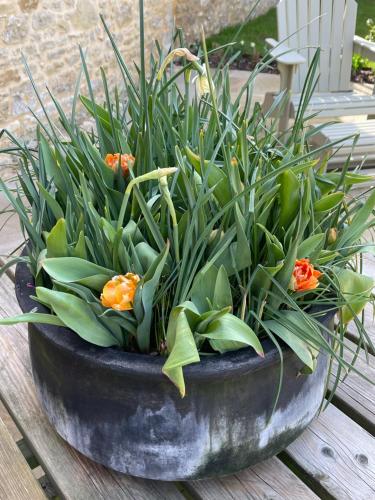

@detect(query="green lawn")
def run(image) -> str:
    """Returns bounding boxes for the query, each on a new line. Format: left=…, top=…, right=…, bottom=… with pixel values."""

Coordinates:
left=206, top=0, right=375, bottom=56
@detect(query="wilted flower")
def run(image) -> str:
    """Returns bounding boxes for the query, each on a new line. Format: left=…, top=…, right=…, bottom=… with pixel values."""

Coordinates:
left=157, top=48, right=200, bottom=80
left=192, top=64, right=213, bottom=99
left=290, top=258, right=322, bottom=291
left=101, top=273, right=140, bottom=311
left=105, top=153, right=135, bottom=176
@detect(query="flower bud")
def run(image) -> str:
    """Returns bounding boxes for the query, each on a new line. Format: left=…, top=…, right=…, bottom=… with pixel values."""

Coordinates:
left=327, top=228, right=337, bottom=245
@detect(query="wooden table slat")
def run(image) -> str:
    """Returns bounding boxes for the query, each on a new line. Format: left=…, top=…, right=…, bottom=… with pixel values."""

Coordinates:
left=1, top=253, right=375, bottom=499
left=0, top=273, right=184, bottom=500
left=347, top=254, right=375, bottom=351
left=186, top=456, right=319, bottom=500
left=0, top=415, right=46, bottom=500
left=332, top=338, right=375, bottom=433
left=285, top=404, right=375, bottom=500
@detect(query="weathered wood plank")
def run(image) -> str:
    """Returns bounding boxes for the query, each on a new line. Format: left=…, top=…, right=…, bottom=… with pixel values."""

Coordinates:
left=331, top=339, right=375, bottom=434
left=285, top=404, right=375, bottom=499
left=0, top=400, right=22, bottom=442
left=186, top=457, right=318, bottom=499
left=346, top=254, right=375, bottom=351
left=0, top=273, right=184, bottom=500
left=0, top=192, right=23, bottom=256
left=0, top=415, right=46, bottom=500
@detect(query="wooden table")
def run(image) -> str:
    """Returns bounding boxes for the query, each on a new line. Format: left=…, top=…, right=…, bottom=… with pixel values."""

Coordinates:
left=0, top=256, right=374, bottom=500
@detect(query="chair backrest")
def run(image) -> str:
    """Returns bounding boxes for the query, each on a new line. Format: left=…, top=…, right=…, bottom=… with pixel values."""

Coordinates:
left=277, top=0, right=357, bottom=93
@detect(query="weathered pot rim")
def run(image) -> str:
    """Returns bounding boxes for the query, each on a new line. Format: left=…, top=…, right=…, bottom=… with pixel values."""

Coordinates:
left=15, top=259, right=334, bottom=381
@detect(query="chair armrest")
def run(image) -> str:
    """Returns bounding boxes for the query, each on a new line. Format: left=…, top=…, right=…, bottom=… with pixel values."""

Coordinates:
left=353, top=35, right=375, bottom=61
left=265, top=38, right=306, bottom=66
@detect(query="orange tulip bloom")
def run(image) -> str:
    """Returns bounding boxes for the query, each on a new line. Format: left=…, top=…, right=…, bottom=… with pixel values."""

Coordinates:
left=101, top=273, right=140, bottom=311
left=104, top=153, right=135, bottom=176
left=291, top=258, right=322, bottom=292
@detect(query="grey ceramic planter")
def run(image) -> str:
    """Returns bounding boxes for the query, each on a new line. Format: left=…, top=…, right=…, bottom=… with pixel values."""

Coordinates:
left=16, top=261, right=335, bottom=480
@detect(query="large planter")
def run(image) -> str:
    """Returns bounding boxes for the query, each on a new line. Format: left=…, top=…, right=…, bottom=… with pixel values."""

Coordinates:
left=16, top=261, right=335, bottom=480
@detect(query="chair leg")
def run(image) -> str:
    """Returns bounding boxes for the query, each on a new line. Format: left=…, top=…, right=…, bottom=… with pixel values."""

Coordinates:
left=277, top=63, right=295, bottom=132
left=367, top=84, right=375, bottom=119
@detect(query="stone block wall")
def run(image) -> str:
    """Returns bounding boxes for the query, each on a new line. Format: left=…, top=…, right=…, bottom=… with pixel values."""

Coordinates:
left=0, top=0, right=173, bottom=174
left=0, top=0, right=276, bottom=174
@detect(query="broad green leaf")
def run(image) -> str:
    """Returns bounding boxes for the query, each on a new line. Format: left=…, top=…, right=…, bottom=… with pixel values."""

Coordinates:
left=185, top=147, right=231, bottom=207
left=313, top=192, right=344, bottom=212
left=195, top=307, right=232, bottom=334
left=135, top=242, right=159, bottom=274
left=38, top=183, right=64, bottom=221
left=100, top=217, right=117, bottom=243
left=251, top=263, right=284, bottom=293
left=234, top=204, right=252, bottom=270
left=39, top=134, right=65, bottom=190
left=278, top=170, right=299, bottom=227
left=80, top=95, right=122, bottom=133
left=316, top=250, right=339, bottom=264
left=272, top=235, right=300, bottom=308
left=162, top=310, right=200, bottom=397
left=134, top=243, right=170, bottom=352
left=36, top=249, right=47, bottom=276
left=43, top=257, right=115, bottom=291
left=36, top=287, right=119, bottom=346
left=46, top=219, right=68, bottom=258
left=257, top=223, right=285, bottom=261
left=200, top=313, right=264, bottom=355
left=320, top=172, right=375, bottom=189
left=190, top=266, right=218, bottom=313
left=213, top=265, right=232, bottom=310
left=335, top=268, right=374, bottom=323
left=166, top=301, right=201, bottom=352
left=0, top=313, right=65, bottom=327
left=73, top=231, right=87, bottom=259
left=264, top=318, right=314, bottom=370
left=122, top=220, right=144, bottom=245
left=297, top=233, right=325, bottom=258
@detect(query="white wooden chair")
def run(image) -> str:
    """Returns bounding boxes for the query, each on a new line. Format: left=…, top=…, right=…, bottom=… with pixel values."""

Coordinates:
left=263, top=0, right=375, bottom=165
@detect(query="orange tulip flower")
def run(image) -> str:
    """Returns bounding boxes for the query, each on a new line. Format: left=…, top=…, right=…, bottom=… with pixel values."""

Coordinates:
left=291, top=258, right=322, bottom=292
left=104, top=153, right=135, bottom=176
left=101, top=273, right=140, bottom=311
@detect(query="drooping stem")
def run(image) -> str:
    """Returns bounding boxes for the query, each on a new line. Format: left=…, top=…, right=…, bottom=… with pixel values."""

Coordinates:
left=117, top=168, right=178, bottom=230
left=159, top=175, right=180, bottom=263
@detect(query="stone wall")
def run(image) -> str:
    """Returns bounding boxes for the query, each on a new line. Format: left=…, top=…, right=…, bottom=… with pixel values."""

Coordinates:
left=0, top=0, right=173, bottom=174
left=0, top=0, right=276, bottom=174
left=174, top=0, right=278, bottom=43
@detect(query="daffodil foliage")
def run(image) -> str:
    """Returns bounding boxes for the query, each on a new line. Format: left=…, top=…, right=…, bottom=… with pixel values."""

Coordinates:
left=0, top=7, right=374, bottom=398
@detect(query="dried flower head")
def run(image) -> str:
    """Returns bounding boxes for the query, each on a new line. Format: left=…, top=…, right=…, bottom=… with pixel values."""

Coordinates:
left=157, top=48, right=200, bottom=80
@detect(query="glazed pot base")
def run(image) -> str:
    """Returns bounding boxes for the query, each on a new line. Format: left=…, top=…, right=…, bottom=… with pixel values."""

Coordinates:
left=16, top=261, right=334, bottom=480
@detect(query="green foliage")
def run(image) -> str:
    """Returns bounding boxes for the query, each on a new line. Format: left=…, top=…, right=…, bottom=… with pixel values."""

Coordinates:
left=365, top=18, right=375, bottom=42
left=352, top=53, right=371, bottom=73
left=0, top=5, right=374, bottom=398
